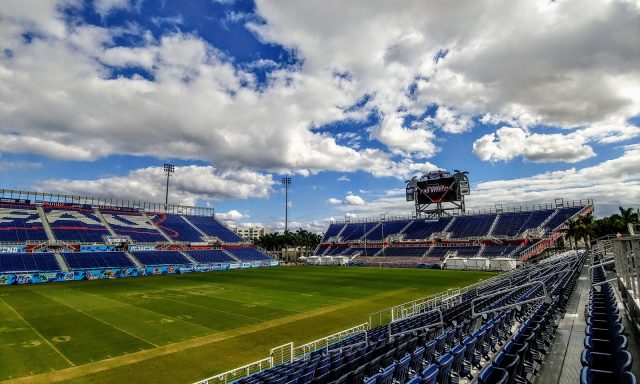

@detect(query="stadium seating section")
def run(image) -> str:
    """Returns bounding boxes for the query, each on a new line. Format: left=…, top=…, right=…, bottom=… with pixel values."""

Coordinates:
left=0, top=204, right=48, bottom=242
left=185, top=215, right=245, bottom=243
left=402, top=219, right=451, bottom=240
left=130, top=251, right=190, bottom=266
left=235, top=251, right=607, bottom=384
left=151, top=213, right=204, bottom=242
left=228, top=247, right=274, bottom=261
left=447, top=215, right=495, bottom=238
left=62, top=251, right=135, bottom=269
left=0, top=252, right=60, bottom=272
left=184, top=249, right=236, bottom=263
left=102, top=212, right=167, bottom=242
left=314, top=205, right=589, bottom=266
left=45, top=208, right=111, bottom=242
left=581, top=255, right=635, bottom=383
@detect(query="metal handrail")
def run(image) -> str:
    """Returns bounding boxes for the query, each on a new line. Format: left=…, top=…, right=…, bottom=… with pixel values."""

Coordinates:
left=471, top=280, right=548, bottom=317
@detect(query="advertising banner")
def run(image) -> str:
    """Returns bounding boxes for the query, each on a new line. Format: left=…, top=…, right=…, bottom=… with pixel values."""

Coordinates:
left=0, top=245, right=26, bottom=253
left=0, top=198, right=31, bottom=205
left=241, top=262, right=252, bottom=268
left=80, top=245, right=116, bottom=252
left=128, top=245, right=157, bottom=251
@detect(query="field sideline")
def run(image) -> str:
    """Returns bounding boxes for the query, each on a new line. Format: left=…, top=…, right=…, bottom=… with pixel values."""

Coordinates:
left=0, top=266, right=497, bottom=384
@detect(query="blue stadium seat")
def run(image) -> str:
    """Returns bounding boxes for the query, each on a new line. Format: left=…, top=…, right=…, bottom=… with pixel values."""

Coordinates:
left=151, top=213, right=204, bottom=242
left=102, top=211, right=167, bottom=242
left=45, top=208, right=110, bottom=242
left=130, top=251, right=190, bottom=266
left=0, top=204, right=49, bottom=242
left=447, top=215, right=496, bottom=238
left=184, top=250, right=236, bottom=263
left=0, top=252, right=60, bottom=272
left=227, top=247, right=273, bottom=262
left=62, top=252, right=135, bottom=269
left=186, top=215, right=244, bottom=243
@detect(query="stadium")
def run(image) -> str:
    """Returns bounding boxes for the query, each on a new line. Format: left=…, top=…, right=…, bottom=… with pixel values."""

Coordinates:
left=1, top=1, right=640, bottom=384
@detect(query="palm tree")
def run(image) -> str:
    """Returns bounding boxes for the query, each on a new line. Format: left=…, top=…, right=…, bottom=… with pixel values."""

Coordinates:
left=564, top=219, right=579, bottom=250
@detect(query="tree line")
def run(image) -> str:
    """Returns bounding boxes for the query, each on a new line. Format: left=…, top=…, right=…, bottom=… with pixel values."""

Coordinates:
left=563, top=206, right=638, bottom=249
left=253, top=229, right=323, bottom=251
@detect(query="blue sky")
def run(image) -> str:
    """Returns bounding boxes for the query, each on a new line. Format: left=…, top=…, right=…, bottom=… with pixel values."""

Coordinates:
left=0, top=0, right=639, bottom=232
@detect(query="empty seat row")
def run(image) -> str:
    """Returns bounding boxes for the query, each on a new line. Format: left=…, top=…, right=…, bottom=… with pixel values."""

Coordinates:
left=580, top=257, right=636, bottom=384
left=235, top=253, right=586, bottom=384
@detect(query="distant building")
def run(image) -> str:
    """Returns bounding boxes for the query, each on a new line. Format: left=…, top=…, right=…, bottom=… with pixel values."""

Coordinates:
left=231, top=226, right=269, bottom=240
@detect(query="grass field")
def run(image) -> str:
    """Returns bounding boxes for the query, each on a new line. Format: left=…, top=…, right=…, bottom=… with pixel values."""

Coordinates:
left=0, top=266, right=497, bottom=384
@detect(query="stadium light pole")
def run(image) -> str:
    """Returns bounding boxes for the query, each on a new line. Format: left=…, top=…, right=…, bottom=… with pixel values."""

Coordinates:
left=163, top=163, right=175, bottom=206
left=282, top=177, right=292, bottom=233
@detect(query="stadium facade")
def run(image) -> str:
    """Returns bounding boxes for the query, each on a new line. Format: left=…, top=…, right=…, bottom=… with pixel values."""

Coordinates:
left=0, top=188, right=276, bottom=285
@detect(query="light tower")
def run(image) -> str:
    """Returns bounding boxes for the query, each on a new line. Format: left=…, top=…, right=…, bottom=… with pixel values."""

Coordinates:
left=281, top=176, right=291, bottom=232
left=163, top=163, right=175, bottom=206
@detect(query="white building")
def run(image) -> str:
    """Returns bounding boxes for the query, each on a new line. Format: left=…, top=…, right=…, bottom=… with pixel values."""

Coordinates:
left=231, top=226, right=269, bottom=240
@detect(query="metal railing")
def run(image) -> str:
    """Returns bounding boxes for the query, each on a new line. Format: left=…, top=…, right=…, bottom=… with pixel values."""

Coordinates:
left=0, top=188, right=214, bottom=216
left=330, top=199, right=593, bottom=224
left=194, top=357, right=273, bottom=384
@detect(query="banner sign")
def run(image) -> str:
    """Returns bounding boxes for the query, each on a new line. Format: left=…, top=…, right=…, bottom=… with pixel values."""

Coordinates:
left=0, top=261, right=277, bottom=285
left=0, top=198, right=31, bottom=205
left=128, top=245, right=156, bottom=252
left=97, top=205, right=139, bottom=212
left=80, top=245, right=116, bottom=252
left=269, top=260, right=279, bottom=266
left=0, top=245, right=26, bottom=253
left=252, top=261, right=263, bottom=268
left=105, top=236, right=129, bottom=244
left=141, top=266, right=178, bottom=275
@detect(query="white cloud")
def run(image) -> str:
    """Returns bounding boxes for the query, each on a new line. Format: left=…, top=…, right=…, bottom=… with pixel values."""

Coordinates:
left=217, top=209, right=248, bottom=221
left=36, top=165, right=275, bottom=206
left=427, top=106, right=472, bottom=134
left=337, top=175, right=350, bottom=182
left=325, top=144, right=640, bottom=218
left=472, top=127, right=596, bottom=163
left=326, top=198, right=342, bottom=205
left=0, top=160, right=42, bottom=172
left=250, top=0, right=640, bottom=161
left=344, top=193, right=366, bottom=206
left=0, top=10, right=437, bottom=178
left=94, top=0, right=139, bottom=17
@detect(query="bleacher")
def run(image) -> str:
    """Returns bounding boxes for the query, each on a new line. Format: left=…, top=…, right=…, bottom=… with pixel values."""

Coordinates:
left=62, top=252, right=135, bottom=269
left=322, top=224, right=344, bottom=242
left=380, top=247, right=430, bottom=257
left=130, top=251, right=191, bottom=266
left=544, top=206, right=584, bottom=233
left=227, top=247, right=273, bottom=262
left=581, top=256, right=634, bottom=383
left=0, top=204, right=49, bottom=242
left=184, top=249, right=236, bottom=263
left=151, top=213, right=204, bottom=242
left=348, top=247, right=383, bottom=257
left=340, top=223, right=378, bottom=241
left=428, top=246, right=481, bottom=259
left=481, top=244, right=519, bottom=258
left=102, top=211, right=167, bottom=242
left=447, top=215, right=495, bottom=238
left=229, top=251, right=594, bottom=384
left=402, top=218, right=451, bottom=240
left=186, top=215, right=244, bottom=243
left=314, top=202, right=590, bottom=266
left=0, top=252, right=60, bottom=272
left=45, top=208, right=111, bottom=242
left=364, top=221, right=408, bottom=241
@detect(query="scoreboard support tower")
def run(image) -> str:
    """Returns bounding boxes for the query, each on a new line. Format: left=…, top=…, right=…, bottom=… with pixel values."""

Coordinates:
left=405, top=170, right=470, bottom=219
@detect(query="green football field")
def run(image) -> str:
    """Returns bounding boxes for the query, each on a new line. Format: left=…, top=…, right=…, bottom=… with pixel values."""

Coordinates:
left=0, top=266, right=497, bottom=384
